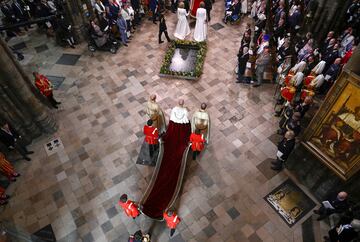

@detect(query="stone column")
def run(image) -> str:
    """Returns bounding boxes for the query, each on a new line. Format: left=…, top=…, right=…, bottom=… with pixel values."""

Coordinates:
left=345, top=47, right=360, bottom=75
left=63, top=0, right=89, bottom=42
left=0, top=38, right=57, bottom=142
left=318, top=0, right=339, bottom=40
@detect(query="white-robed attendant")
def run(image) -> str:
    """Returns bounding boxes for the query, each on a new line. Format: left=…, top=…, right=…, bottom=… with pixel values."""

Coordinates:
left=241, top=0, right=247, bottom=14
left=174, top=2, right=191, bottom=40
left=193, top=2, right=207, bottom=42
left=170, top=99, right=189, bottom=124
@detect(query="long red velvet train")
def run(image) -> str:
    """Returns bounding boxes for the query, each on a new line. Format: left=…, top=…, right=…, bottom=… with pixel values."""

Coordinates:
left=141, top=121, right=191, bottom=219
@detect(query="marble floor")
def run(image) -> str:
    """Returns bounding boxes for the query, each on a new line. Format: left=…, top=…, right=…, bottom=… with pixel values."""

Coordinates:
left=1, top=2, right=330, bottom=242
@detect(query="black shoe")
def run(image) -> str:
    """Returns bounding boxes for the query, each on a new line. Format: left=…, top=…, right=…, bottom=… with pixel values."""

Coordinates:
left=153, top=21, right=157, bottom=24
left=124, top=44, right=128, bottom=47
left=24, top=157, right=31, bottom=161
left=159, top=40, right=164, bottom=44
left=235, top=80, right=242, bottom=83
left=53, top=105, right=59, bottom=109
left=271, top=166, right=282, bottom=171
left=26, top=151, right=34, bottom=154
left=56, top=101, right=61, bottom=105
left=271, top=160, right=280, bottom=165
left=167, top=39, right=171, bottom=42
left=252, top=84, right=260, bottom=87
left=70, top=45, right=75, bottom=49
left=313, top=209, right=319, bottom=214
left=317, top=216, right=325, bottom=221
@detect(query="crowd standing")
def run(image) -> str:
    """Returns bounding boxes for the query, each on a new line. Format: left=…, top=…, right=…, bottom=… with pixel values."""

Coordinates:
left=234, top=1, right=359, bottom=241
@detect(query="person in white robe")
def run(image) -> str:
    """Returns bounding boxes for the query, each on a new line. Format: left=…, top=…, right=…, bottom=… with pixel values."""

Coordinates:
left=174, top=2, right=191, bottom=40
left=241, top=0, right=247, bottom=14
left=191, top=103, right=210, bottom=143
left=170, top=99, right=189, bottom=124
left=193, top=2, right=207, bottom=42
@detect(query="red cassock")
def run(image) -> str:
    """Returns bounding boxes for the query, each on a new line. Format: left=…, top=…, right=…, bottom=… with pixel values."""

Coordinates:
left=143, top=126, right=159, bottom=145
left=341, top=50, right=353, bottom=65
left=35, top=75, right=53, bottom=97
left=280, top=86, right=296, bottom=102
left=190, top=0, right=202, bottom=17
left=189, top=133, right=205, bottom=152
left=118, top=200, right=140, bottom=218
left=300, top=89, right=315, bottom=100
left=284, top=73, right=294, bottom=86
left=304, top=75, right=315, bottom=87
left=163, top=212, right=181, bottom=229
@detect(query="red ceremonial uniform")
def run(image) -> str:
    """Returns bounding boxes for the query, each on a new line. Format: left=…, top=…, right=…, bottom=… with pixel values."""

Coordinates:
left=35, top=75, right=53, bottom=97
left=189, top=133, right=205, bottom=152
left=163, top=212, right=181, bottom=229
left=284, top=73, right=294, bottom=86
left=300, top=89, right=315, bottom=100
left=143, top=126, right=159, bottom=145
left=304, top=74, right=315, bottom=87
left=280, top=86, right=296, bottom=102
left=118, top=200, right=140, bottom=218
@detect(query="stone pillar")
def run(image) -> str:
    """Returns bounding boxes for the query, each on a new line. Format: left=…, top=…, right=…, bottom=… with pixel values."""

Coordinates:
left=318, top=0, right=340, bottom=41
left=63, top=0, right=89, bottom=42
left=0, top=38, right=57, bottom=143
left=311, top=0, right=326, bottom=31
left=345, top=47, right=360, bottom=75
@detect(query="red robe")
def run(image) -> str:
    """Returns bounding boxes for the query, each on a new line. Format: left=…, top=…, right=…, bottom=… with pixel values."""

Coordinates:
left=284, top=73, right=294, bottom=86
left=163, top=212, right=181, bottom=229
left=143, top=125, right=159, bottom=145
left=35, top=75, right=53, bottom=97
left=280, top=86, right=296, bottom=102
left=189, top=133, right=205, bottom=152
left=304, top=74, right=315, bottom=87
left=341, top=49, right=353, bottom=65
left=118, top=200, right=140, bottom=218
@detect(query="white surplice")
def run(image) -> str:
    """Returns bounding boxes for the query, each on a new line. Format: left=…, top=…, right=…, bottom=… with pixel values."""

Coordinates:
left=193, top=7, right=207, bottom=42
left=241, top=0, right=247, bottom=14
left=170, top=106, right=189, bottom=124
left=174, top=8, right=191, bottom=40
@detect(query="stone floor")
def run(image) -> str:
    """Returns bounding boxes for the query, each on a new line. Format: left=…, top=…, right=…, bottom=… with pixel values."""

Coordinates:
left=1, top=2, right=330, bottom=242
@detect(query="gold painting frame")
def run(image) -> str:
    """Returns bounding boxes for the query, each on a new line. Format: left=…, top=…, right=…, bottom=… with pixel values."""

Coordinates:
left=302, top=70, right=360, bottom=180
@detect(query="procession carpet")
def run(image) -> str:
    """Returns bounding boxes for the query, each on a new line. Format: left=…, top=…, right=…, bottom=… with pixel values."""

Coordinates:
left=141, top=121, right=191, bottom=219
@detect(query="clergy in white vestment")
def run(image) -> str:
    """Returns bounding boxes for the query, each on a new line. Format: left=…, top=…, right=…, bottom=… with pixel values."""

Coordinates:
left=174, top=2, right=191, bottom=40
left=193, top=2, right=207, bottom=42
left=241, top=0, right=247, bottom=14
left=170, top=99, right=189, bottom=124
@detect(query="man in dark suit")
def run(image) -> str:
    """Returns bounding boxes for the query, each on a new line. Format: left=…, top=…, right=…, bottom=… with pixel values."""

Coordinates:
left=158, top=14, right=171, bottom=43
left=204, top=0, right=212, bottom=21
left=322, top=43, right=339, bottom=72
left=12, top=0, right=30, bottom=30
left=314, top=191, right=349, bottom=221
left=236, top=46, right=249, bottom=83
left=320, top=58, right=341, bottom=94
left=278, top=112, right=301, bottom=136
left=271, top=130, right=296, bottom=171
left=0, top=122, right=34, bottom=161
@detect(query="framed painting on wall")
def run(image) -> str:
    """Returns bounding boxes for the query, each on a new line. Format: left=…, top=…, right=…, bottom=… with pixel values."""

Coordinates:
left=302, top=70, right=360, bottom=180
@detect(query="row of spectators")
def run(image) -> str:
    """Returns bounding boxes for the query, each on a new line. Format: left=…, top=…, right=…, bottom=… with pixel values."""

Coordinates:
left=234, top=1, right=360, bottom=241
